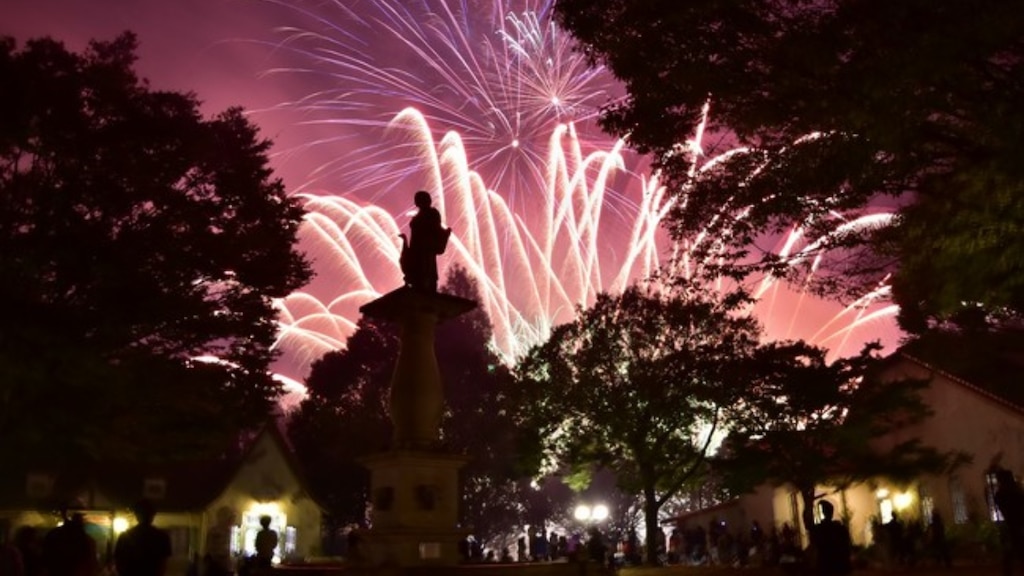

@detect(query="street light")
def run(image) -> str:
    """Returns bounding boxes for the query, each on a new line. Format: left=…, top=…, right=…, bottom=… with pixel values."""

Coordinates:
left=574, top=503, right=609, bottom=523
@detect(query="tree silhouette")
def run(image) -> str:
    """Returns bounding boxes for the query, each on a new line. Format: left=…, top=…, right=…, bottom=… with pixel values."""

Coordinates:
left=554, top=0, right=1024, bottom=329
left=718, top=341, right=961, bottom=532
left=0, top=34, right=311, bottom=462
left=513, top=283, right=760, bottom=564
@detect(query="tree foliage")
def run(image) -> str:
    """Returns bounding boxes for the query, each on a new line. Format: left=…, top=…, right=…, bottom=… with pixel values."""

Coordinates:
left=286, top=314, right=396, bottom=526
left=287, top=266, right=555, bottom=543
left=718, top=341, right=960, bottom=531
left=513, top=283, right=760, bottom=564
left=554, top=0, right=1024, bottom=328
left=0, top=34, right=311, bottom=461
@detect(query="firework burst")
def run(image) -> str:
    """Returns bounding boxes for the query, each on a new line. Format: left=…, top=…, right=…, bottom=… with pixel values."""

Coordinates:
left=262, top=0, right=621, bottom=214
left=274, top=107, right=897, bottom=375
left=258, top=0, right=899, bottom=380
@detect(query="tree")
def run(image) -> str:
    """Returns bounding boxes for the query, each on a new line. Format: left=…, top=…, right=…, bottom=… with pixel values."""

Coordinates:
left=553, top=0, right=1024, bottom=328
left=0, top=34, right=312, bottom=462
left=287, top=265, right=554, bottom=544
left=718, top=341, right=960, bottom=532
left=286, top=315, right=396, bottom=527
left=513, top=283, right=761, bottom=564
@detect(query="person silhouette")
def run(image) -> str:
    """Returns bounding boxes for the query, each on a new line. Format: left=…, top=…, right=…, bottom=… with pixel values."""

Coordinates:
left=253, top=515, right=278, bottom=569
left=114, top=499, right=173, bottom=576
left=399, top=191, right=450, bottom=292
left=812, top=500, right=851, bottom=575
left=994, top=467, right=1024, bottom=575
left=42, top=511, right=98, bottom=576
left=2, top=525, right=42, bottom=576
left=928, top=510, right=951, bottom=568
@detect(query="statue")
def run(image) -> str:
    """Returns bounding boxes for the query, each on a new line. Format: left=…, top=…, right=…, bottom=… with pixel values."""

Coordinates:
left=399, top=191, right=451, bottom=292
left=357, top=190, right=476, bottom=567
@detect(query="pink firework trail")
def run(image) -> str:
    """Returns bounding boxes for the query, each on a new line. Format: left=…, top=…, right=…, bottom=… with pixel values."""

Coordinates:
left=261, top=1, right=899, bottom=380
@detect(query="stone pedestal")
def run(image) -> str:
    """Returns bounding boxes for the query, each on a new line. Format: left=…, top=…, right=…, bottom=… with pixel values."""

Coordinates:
left=358, top=450, right=468, bottom=566
left=357, top=287, right=477, bottom=568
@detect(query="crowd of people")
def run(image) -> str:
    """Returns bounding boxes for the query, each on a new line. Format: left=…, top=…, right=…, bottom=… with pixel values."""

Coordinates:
left=0, top=500, right=171, bottom=576
left=458, top=526, right=610, bottom=565
left=6, top=468, right=1024, bottom=576
left=662, top=518, right=801, bottom=568
left=0, top=502, right=280, bottom=576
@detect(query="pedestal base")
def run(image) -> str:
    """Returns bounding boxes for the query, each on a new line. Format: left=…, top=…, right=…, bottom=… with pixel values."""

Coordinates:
left=359, top=450, right=469, bottom=567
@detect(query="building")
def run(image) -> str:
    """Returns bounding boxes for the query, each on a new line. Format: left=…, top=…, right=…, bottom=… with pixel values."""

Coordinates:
left=0, top=425, right=325, bottom=574
left=676, top=333, right=1024, bottom=552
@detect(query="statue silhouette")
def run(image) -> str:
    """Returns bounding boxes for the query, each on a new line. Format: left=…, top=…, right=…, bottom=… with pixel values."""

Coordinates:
left=399, top=191, right=450, bottom=292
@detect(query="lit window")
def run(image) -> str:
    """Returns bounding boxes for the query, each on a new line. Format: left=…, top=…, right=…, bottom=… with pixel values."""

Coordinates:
left=950, top=476, right=968, bottom=524
left=230, top=526, right=242, bottom=556
left=986, top=472, right=1005, bottom=522
left=241, top=504, right=287, bottom=564
left=879, top=498, right=894, bottom=524
left=285, top=526, right=297, bottom=556
left=920, top=484, right=934, bottom=523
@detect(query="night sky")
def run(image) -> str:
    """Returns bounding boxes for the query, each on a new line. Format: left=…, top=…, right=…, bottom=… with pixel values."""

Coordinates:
left=5, top=0, right=902, bottom=389
left=6, top=0, right=343, bottom=191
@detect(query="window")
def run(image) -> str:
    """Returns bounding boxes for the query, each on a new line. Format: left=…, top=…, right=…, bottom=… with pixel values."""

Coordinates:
left=143, top=478, right=167, bottom=500
left=878, top=498, right=894, bottom=524
left=230, top=525, right=242, bottom=556
left=284, top=526, right=297, bottom=556
left=949, top=476, right=968, bottom=524
left=919, top=484, right=934, bottom=523
left=986, top=471, right=1005, bottom=522
left=240, top=505, right=287, bottom=564
left=813, top=500, right=834, bottom=524
left=789, top=492, right=800, bottom=527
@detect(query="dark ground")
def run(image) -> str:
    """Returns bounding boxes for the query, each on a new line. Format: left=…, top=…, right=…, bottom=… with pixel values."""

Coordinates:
left=619, top=565, right=1003, bottom=576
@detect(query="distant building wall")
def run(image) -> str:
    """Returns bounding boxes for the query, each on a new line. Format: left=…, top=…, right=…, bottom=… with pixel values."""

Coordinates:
left=748, top=354, right=1024, bottom=547
left=203, top=430, right=324, bottom=562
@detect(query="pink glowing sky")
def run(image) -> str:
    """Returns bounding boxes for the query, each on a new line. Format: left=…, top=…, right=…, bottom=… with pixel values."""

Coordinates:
left=6, top=0, right=903, bottom=386
left=6, top=0, right=344, bottom=192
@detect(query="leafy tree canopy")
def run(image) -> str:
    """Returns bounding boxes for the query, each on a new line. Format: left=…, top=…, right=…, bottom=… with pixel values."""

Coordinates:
left=286, top=314, right=395, bottom=526
left=718, top=341, right=962, bottom=531
left=554, top=0, right=1024, bottom=329
left=0, top=34, right=312, bottom=462
left=513, top=283, right=760, bottom=563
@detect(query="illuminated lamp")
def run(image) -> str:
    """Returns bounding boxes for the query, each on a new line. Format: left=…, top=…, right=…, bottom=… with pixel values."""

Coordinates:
left=113, top=517, right=130, bottom=534
left=893, top=492, right=913, bottom=511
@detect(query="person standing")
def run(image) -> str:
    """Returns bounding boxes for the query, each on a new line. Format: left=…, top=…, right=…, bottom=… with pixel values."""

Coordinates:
left=994, top=467, right=1024, bottom=576
left=114, top=499, right=172, bottom=576
left=253, top=516, right=278, bottom=569
left=811, top=501, right=852, bottom=576
left=928, top=510, right=952, bottom=568
left=42, top=512, right=98, bottom=576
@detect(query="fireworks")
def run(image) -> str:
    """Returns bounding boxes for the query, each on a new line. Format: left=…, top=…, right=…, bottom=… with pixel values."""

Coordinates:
left=262, top=0, right=619, bottom=213
left=261, top=0, right=899, bottom=380
left=274, top=107, right=897, bottom=375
